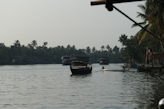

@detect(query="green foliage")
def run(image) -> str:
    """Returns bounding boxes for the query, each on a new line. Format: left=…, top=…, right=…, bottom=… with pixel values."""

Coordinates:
left=133, top=0, right=164, bottom=51
left=126, top=0, right=164, bottom=64
left=119, top=34, right=145, bottom=63
left=0, top=40, right=123, bottom=65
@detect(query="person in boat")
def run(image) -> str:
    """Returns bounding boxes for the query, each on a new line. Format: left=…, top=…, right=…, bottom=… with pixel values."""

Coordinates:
left=101, top=66, right=110, bottom=71
left=122, top=63, right=130, bottom=71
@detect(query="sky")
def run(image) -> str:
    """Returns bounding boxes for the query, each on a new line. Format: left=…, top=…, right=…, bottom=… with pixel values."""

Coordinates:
left=0, top=0, right=145, bottom=49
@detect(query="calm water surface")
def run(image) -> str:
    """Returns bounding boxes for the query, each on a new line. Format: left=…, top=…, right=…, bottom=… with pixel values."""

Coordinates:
left=0, top=64, right=164, bottom=109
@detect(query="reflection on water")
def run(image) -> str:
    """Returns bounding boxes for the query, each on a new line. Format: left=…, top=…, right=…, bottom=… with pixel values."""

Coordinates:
left=0, top=64, right=163, bottom=109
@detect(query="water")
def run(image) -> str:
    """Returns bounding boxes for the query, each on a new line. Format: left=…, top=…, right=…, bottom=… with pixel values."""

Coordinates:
left=0, top=64, right=164, bottom=109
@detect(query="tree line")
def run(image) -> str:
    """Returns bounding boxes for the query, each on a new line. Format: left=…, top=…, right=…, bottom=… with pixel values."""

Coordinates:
left=0, top=40, right=123, bottom=65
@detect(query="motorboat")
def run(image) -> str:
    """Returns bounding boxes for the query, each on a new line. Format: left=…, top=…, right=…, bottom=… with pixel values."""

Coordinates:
left=61, top=56, right=71, bottom=65
left=99, top=57, right=109, bottom=65
left=70, top=61, right=92, bottom=75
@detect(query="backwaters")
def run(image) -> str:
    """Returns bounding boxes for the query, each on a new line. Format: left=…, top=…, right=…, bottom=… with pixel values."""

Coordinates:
left=0, top=64, right=164, bottom=109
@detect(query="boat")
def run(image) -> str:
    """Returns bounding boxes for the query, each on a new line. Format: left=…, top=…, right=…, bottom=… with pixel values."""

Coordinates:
left=99, top=57, right=109, bottom=65
left=70, top=61, right=92, bottom=75
left=71, top=56, right=90, bottom=62
left=61, top=56, right=71, bottom=65
left=122, top=63, right=130, bottom=71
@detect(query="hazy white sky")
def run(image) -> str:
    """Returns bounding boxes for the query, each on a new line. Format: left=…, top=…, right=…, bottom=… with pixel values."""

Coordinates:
left=0, top=0, right=144, bottom=49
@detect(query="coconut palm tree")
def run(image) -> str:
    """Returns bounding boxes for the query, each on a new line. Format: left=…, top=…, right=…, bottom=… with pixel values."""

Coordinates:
left=31, top=40, right=37, bottom=49
left=133, top=0, right=164, bottom=51
left=101, top=45, right=105, bottom=51
left=92, top=46, right=96, bottom=53
left=43, top=42, right=48, bottom=47
left=146, top=0, right=164, bottom=37
left=106, top=44, right=112, bottom=53
left=132, top=4, right=148, bottom=28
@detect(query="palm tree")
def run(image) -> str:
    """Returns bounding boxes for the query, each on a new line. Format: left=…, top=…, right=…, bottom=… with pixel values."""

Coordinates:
left=43, top=42, right=48, bottom=47
left=132, top=4, right=148, bottom=28
left=86, top=46, right=91, bottom=54
left=31, top=40, right=37, bottom=49
left=133, top=0, right=164, bottom=51
left=101, top=45, right=105, bottom=51
left=14, top=40, right=21, bottom=48
left=145, top=0, right=164, bottom=39
left=66, top=44, right=71, bottom=49
left=0, top=43, right=5, bottom=48
left=92, top=46, right=96, bottom=53
left=106, top=44, right=111, bottom=53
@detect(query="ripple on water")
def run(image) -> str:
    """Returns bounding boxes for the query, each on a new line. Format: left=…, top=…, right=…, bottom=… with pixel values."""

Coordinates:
left=0, top=64, right=163, bottom=109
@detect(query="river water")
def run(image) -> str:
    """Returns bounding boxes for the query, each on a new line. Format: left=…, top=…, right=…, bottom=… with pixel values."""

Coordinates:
left=0, top=64, right=164, bottom=109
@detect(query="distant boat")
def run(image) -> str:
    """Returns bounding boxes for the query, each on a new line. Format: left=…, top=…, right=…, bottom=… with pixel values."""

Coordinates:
left=70, top=61, right=92, bottom=75
left=99, top=57, right=109, bottom=65
left=61, top=56, right=71, bottom=65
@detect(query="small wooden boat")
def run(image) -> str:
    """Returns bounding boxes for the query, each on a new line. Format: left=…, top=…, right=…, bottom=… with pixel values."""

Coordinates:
left=61, top=56, right=71, bottom=65
left=70, top=61, right=92, bottom=75
left=99, top=57, right=109, bottom=65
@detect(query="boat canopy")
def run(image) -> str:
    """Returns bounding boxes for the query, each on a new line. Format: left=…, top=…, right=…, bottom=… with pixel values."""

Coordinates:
left=61, top=56, right=70, bottom=60
left=71, top=61, right=88, bottom=66
left=71, top=56, right=90, bottom=63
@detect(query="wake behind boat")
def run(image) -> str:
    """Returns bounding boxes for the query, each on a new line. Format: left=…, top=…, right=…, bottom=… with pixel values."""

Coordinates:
left=102, top=66, right=130, bottom=72
left=102, top=69, right=129, bottom=72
